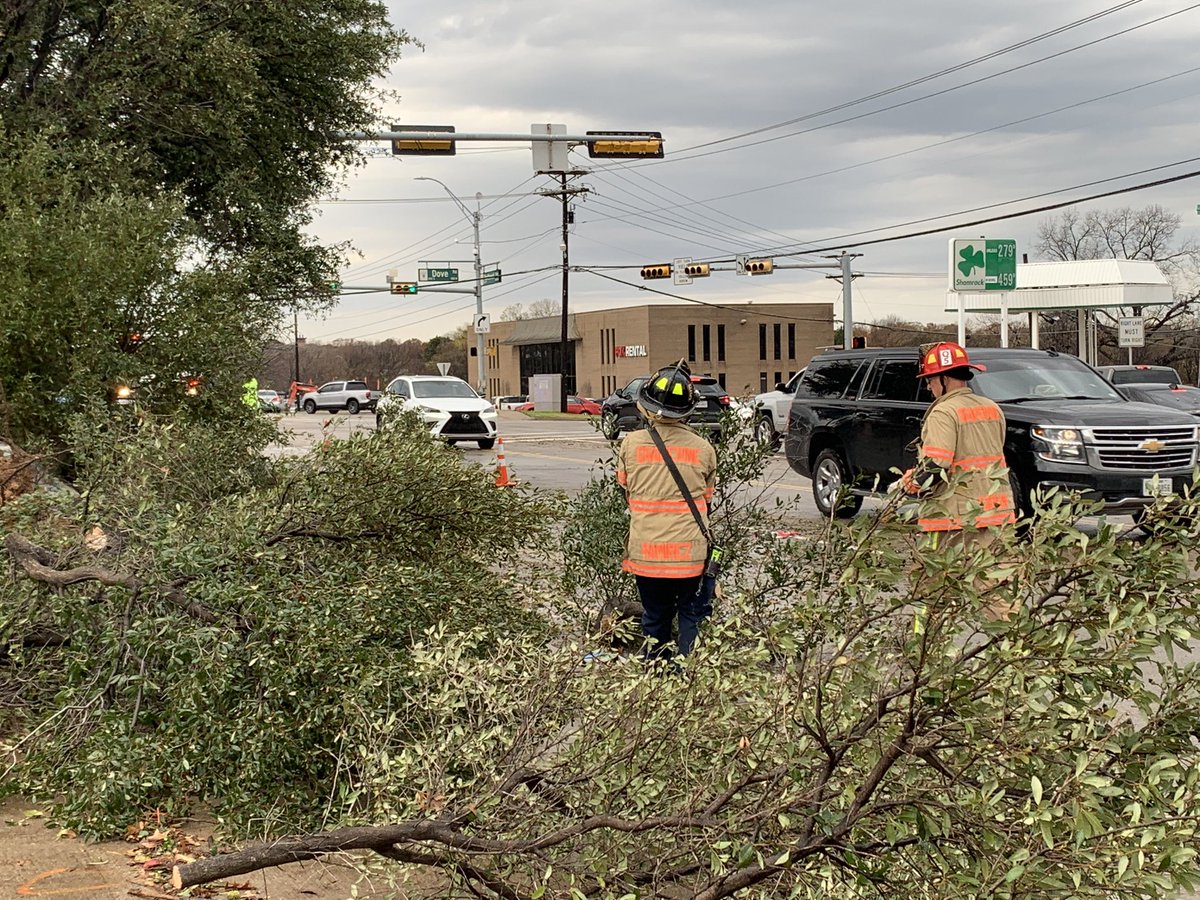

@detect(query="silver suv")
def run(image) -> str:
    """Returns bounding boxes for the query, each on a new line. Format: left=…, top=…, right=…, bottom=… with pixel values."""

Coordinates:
left=300, top=380, right=375, bottom=415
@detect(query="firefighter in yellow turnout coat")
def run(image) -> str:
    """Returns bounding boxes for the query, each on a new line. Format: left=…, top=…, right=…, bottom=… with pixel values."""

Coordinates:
left=617, top=362, right=717, bottom=656
left=900, top=342, right=1016, bottom=549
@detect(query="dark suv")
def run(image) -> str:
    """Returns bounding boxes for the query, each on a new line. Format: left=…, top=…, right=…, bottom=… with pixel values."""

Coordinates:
left=600, top=374, right=731, bottom=440
left=784, top=347, right=1200, bottom=519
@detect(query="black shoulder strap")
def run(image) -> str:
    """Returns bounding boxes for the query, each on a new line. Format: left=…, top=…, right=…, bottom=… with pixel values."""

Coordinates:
left=646, top=425, right=712, bottom=546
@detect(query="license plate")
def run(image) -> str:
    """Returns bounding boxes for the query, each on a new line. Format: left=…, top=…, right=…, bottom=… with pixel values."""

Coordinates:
left=1142, top=477, right=1174, bottom=497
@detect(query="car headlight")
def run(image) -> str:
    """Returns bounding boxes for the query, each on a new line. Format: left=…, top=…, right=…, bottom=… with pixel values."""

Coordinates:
left=1031, top=425, right=1085, bottom=463
left=482, top=405, right=496, bottom=415
left=418, top=404, right=443, bottom=415
left=115, top=385, right=133, bottom=399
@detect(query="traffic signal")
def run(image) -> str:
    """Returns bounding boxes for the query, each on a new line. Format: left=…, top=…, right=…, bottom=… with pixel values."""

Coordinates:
left=390, top=282, right=418, bottom=295
left=683, top=263, right=711, bottom=278
left=390, top=124, right=456, bottom=156
left=640, top=264, right=673, bottom=280
left=746, top=258, right=774, bottom=275
left=587, top=131, right=664, bottom=159
left=851, top=336, right=867, bottom=349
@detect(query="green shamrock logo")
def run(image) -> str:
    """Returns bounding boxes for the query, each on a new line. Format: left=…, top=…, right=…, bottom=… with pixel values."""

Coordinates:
left=957, top=245, right=984, bottom=278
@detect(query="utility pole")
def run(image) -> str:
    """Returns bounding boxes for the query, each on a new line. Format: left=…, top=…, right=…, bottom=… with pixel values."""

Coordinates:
left=415, top=177, right=486, bottom=392
left=539, top=175, right=589, bottom=411
left=293, top=308, right=301, bottom=385
left=823, top=252, right=862, bottom=348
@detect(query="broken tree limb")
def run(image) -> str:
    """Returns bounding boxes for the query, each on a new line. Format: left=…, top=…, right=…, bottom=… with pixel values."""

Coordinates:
left=4, top=534, right=240, bottom=628
left=172, top=811, right=720, bottom=889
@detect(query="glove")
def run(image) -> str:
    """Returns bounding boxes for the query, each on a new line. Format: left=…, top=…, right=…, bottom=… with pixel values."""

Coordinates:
left=899, top=468, right=921, bottom=496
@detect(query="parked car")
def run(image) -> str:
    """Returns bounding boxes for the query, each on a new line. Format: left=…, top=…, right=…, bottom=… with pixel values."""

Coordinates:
left=1096, top=364, right=1185, bottom=386
left=1117, top=382, right=1200, bottom=418
left=494, top=395, right=529, bottom=410
left=784, top=347, right=1200, bottom=521
left=257, top=389, right=285, bottom=412
left=749, top=369, right=806, bottom=448
left=375, top=375, right=498, bottom=449
left=600, top=374, right=732, bottom=440
left=299, top=380, right=374, bottom=415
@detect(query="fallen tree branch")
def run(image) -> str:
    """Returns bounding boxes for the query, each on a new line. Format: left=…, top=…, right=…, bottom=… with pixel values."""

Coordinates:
left=172, top=811, right=720, bottom=889
left=4, top=534, right=241, bottom=628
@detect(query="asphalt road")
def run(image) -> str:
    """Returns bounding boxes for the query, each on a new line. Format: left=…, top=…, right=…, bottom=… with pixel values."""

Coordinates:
left=266, top=410, right=1147, bottom=533
left=267, top=409, right=860, bottom=516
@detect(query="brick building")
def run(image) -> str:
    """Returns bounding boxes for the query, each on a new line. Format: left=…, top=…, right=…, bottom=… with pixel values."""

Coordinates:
left=474, top=302, right=834, bottom=399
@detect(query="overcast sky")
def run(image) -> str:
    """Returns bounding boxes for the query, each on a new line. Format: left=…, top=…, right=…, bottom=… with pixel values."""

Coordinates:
left=301, top=0, right=1200, bottom=344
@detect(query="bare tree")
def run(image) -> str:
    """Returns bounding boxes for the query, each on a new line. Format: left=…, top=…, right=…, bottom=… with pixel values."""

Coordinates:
left=1035, top=205, right=1200, bottom=379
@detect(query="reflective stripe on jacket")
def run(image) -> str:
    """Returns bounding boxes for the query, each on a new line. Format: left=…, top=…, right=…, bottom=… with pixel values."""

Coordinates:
left=915, top=387, right=1016, bottom=533
left=617, top=421, right=717, bottom=578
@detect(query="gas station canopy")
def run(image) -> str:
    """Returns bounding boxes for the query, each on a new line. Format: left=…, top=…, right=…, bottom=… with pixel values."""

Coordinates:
left=945, top=259, right=1174, bottom=313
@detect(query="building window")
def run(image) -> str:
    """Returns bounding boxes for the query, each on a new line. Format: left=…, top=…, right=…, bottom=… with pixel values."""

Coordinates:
left=717, top=372, right=726, bottom=389
left=702, top=324, right=711, bottom=362
left=788, top=324, right=796, bottom=360
left=759, top=324, right=767, bottom=360
left=717, top=324, right=726, bottom=362
left=687, top=325, right=696, bottom=362
left=773, top=323, right=781, bottom=360
left=600, top=328, right=607, bottom=364
left=759, top=371, right=768, bottom=392
left=774, top=371, right=782, bottom=388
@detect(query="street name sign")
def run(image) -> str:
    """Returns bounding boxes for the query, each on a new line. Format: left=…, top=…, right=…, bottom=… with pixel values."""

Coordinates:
left=949, top=239, right=1017, bottom=291
left=418, top=267, right=459, bottom=282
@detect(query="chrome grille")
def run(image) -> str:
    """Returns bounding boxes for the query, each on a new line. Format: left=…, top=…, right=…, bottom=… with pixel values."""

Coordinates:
left=1088, top=425, right=1198, bottom=471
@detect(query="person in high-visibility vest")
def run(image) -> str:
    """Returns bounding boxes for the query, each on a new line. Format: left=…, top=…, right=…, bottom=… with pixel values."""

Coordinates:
left=900, top=342, right=1017, bottom=620
left=242, top=376, right=259, bottom=409
left=616, top=360, right=717, bottom=657
left=900, top=342, right=1016, bottom=547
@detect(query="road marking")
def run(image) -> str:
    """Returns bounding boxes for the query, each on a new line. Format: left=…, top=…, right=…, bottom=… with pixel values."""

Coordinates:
left=17, top=868, right=124, bottom=896
left=502, top=447, right=613, bottom=466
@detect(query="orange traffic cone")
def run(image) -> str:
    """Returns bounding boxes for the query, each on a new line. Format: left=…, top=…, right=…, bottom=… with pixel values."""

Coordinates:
left=494, top=437, right=516, bottom=487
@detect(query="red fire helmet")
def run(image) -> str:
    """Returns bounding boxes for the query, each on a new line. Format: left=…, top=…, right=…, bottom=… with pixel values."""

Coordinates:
left=917, top=342, right=986, bottom=378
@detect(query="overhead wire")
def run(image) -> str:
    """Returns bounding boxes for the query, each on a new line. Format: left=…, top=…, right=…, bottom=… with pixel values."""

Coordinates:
left=666, top=0, right=1148, bottom=155
left=617, top=1, right=1200, bottom=168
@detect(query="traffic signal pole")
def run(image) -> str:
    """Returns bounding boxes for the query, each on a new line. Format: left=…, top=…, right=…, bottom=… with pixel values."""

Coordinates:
left=559, top=173, right=569, bottom=414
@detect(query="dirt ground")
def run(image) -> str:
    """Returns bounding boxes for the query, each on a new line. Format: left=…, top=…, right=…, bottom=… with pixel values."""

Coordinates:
left=0, top=797, right=431, bottom=899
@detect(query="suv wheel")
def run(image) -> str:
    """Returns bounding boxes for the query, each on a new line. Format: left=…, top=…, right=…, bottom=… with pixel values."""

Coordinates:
left=601, top=411, right=620, bottom=441
left=347, top=398, right=360, bottom=415
left=812, top=449, right=862, bottom=518
left=303, top=399, right=316, bottom=414
left=754, top=415, right=778, bottom=449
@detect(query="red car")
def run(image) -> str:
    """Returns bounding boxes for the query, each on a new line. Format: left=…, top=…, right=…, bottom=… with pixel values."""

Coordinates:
left=515, top=396, right=601, bottom=414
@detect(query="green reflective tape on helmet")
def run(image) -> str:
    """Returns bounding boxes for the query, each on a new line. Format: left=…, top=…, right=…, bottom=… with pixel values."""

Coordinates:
left=655, top=377, right=668, bottom=390
left=672, top=383, right=683, bottom=395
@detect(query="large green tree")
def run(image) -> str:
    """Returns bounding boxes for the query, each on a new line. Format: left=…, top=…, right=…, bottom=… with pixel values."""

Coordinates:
left=0, top=0, right=409, bottom=447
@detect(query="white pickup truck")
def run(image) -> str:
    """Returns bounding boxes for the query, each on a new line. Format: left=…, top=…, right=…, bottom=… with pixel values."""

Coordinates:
left=749, top=370, right=805, bottom=448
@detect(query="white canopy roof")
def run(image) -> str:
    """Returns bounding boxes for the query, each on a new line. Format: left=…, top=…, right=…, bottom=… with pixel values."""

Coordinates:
left=945, top=259, right=1174, bottom=313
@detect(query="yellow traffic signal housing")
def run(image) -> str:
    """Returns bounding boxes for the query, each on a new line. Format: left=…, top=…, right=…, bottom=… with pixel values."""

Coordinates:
left=640, top=264, right=673, bottom=280
left=746, top=258, right=774, bottom=275
left=390, top=282, right=418, bottom=295
left=390, top=124, right=456, bottom=156
left=587, top=131, right=664, bottom=159
left=683, top=263, right=711, bottom=278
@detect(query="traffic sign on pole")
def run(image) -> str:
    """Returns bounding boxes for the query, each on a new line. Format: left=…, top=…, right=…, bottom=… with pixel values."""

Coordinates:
left=1118, top=316, right=1145, bottom=348
left=673, top=257, right=692, bottom=286
left=482, top=268, right=502, bottom=286
left=418, top=267, right=459, bottom=282
left=949, top=239, right=1016, bottom=291
left=474, top=313, right=491, bottom=334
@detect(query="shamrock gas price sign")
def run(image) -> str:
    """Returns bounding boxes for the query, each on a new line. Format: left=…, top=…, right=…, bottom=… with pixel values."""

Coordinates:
left=949, top=239, right=1017, bottom=291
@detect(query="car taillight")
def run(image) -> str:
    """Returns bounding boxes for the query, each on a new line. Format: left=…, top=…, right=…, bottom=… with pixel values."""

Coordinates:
left=719, top=396, right=730, bottom=405
left=365, top=391, right=372, bottom=399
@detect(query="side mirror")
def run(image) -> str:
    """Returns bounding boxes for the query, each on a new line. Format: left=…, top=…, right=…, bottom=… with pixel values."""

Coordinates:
left=775, top=382, right=789, bottom=393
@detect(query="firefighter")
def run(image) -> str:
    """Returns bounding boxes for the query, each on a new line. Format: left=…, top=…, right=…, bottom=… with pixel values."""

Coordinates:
left=900, top=342, right=1016, bottom=549
left=242, top=376, right=259, bottom=409
left=617, top=361, right=718, bottom=657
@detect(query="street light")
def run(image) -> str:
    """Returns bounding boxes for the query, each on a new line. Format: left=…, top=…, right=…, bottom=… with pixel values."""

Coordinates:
left=415, top=176, right=486, bottom=393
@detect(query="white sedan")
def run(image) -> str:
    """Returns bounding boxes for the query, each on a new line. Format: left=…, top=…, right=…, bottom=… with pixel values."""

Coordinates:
left=375, top=375, right=498, bottom=449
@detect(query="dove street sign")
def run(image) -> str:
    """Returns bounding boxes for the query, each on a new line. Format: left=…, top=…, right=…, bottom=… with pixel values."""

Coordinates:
left=949, top=239, right=1017, bottom=292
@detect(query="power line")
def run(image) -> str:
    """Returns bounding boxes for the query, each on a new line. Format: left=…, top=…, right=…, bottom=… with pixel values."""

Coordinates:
left=663, top=0, right=1149, bottom=157
left=617, top=2, right=1200, bottom=169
